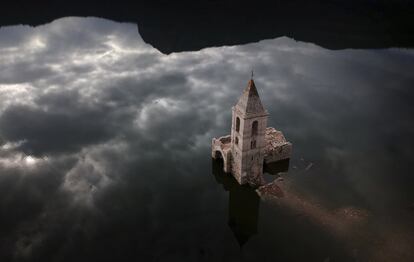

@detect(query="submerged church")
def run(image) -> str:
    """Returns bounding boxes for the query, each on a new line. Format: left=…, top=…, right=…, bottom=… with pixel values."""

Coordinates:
left=212, top=77, right=292, bottom=186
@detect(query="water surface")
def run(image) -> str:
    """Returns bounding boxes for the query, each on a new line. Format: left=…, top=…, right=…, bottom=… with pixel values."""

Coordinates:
left=0, top=17, right=413, bottom=261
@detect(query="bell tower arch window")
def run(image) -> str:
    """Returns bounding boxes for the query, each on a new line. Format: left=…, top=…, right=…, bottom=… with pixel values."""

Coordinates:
left=236, top=117, right=240, bottom=132
left=252, top=120, right=258, bottom=136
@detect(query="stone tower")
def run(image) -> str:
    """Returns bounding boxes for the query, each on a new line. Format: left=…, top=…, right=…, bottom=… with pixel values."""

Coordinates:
left=212, top=75, right=291, bottom=186
left=230, top=78, right=268, bottom=185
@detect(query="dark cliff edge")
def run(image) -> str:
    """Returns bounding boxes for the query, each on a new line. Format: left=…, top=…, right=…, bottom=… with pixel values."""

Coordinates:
left=1, top=0, right=413, bottom=53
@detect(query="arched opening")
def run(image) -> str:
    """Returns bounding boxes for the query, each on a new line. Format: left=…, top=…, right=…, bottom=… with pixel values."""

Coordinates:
left=214, top=150, right=229, bottom=173
left=235, top=136, right=239, bottom=145
left=236, top=117, right=240, bottom=132
left=252, top=121, right=258, bottom=136
left=215, top=150, right=223, bottom=159
left=213, top=150, right=225, bottom=173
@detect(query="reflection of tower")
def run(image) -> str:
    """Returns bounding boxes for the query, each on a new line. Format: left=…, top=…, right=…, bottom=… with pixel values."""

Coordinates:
left=231, top=78, right=268, bottom=185
left=228, top=182, right=260, bottom=247
left=212, top=159, right=260, bottom=247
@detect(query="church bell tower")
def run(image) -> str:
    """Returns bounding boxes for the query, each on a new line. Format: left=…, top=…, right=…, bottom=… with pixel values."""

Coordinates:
left=230, top=77, right=268, bottom=185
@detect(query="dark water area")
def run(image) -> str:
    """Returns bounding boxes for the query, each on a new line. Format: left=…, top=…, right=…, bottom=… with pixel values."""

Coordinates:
left=0, top=17, right=413, bottom=261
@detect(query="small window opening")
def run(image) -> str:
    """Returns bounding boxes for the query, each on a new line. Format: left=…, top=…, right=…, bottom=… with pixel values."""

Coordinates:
left=252, top=121, right=258, bottom=136
left=236, top=117, right=240, bottom=132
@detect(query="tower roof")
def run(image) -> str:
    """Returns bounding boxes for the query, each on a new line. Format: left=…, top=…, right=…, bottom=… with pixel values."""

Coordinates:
left=235, top=78, right=267, bottom=115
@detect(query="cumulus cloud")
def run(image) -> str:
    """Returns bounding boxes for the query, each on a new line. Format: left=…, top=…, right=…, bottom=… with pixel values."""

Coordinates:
left=0, top=17, right=413, bottom=261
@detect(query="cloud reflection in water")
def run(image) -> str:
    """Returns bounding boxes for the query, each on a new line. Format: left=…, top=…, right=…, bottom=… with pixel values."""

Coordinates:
left=0, top=17, right=413, bottom=261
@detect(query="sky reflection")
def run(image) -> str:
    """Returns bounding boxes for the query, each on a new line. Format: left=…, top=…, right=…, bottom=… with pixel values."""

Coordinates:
left=0, top=17, right=414, bottom=261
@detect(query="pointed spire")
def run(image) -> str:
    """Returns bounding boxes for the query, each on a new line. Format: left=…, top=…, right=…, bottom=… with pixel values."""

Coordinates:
left=235, top=78, right=267, bottom=115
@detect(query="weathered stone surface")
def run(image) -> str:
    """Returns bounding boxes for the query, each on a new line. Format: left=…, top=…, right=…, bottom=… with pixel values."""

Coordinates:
left=264, top=127, right=292, bottom=163
left=256, top=180, right=285, bottom=199
left=246, top=171, right=266, bottom=188
left=235, top=79, right=266, bottom=116
left=211, top=135, right=232, bottom=173
left=211, top=77, right=292, bottom=187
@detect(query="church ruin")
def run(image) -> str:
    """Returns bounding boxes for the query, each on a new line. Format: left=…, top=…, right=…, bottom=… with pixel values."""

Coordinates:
left=211, top=77, right=292, bottom=186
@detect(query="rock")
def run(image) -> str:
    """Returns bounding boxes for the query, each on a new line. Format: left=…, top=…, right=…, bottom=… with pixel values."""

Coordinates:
left=257, top=181, right=284, bottom=198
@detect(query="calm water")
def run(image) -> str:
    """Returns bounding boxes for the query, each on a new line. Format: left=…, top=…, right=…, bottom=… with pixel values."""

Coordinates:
left=0, top=17, right=414, bottom=261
